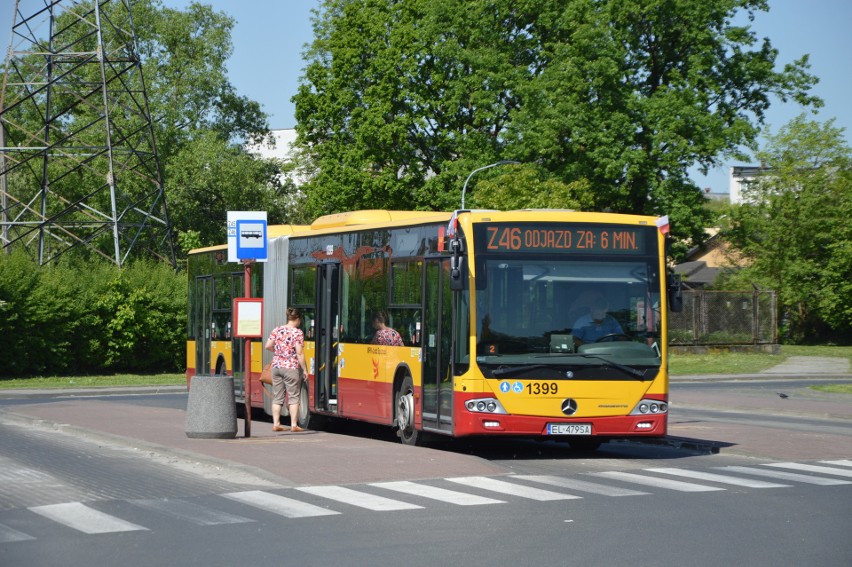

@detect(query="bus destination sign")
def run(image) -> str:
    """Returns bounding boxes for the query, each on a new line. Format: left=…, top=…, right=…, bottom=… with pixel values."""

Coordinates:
left=477, top=223, right=648, bottom=255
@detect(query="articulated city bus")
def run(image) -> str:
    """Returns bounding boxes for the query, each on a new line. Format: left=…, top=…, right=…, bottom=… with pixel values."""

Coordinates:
left=186, top=209, right=682, bottom=448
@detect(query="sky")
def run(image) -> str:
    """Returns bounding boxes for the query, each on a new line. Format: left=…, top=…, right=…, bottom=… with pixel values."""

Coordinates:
left=3, top=0, right=851, bottom=194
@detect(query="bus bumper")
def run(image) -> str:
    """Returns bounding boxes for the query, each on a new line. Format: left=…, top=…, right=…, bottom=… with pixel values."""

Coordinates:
left=454, top=411, right=667, bottom=438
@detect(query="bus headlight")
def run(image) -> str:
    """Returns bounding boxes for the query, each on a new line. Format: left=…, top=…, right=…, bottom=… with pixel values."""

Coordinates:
left=630, top=399, right=668, bottom=415
left=465, top=398, right=507, bottom=414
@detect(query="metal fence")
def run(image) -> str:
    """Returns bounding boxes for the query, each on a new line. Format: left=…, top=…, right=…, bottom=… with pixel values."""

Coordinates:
left=669, top=290, right=777, bottom=345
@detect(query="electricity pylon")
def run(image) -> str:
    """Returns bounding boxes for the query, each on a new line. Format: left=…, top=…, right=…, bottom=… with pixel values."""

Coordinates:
left=0, top=0, right=175, bottom=267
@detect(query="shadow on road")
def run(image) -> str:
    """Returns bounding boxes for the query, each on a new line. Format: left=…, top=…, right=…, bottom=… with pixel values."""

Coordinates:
left=300, top=412, right=734, bottom=461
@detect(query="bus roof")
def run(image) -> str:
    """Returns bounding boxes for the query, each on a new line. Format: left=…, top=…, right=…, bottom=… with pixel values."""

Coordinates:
left=309, top=209, right=450, bottom=230
left=187, top=209, right=663, bottom=255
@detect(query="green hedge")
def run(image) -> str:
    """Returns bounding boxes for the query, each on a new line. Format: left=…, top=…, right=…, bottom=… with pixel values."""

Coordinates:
left=0, top=251, right=186, bottom=376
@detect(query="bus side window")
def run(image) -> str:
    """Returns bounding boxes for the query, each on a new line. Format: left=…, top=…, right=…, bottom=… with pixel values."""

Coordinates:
left=389, top=308, right=420, bottom=346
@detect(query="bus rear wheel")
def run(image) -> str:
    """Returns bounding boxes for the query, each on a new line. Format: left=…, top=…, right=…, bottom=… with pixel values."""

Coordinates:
left=395, top=374, right=420, bottom=446
left=295, top=382, right=311, bottom=429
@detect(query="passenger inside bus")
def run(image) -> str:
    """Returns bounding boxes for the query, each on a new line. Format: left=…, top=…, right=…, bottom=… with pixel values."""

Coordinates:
left=371, top=310, right=404, bottom=346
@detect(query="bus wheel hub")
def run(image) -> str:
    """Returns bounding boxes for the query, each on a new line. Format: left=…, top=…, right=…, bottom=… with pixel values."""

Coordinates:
left=397, top=392, right=414, bottom=431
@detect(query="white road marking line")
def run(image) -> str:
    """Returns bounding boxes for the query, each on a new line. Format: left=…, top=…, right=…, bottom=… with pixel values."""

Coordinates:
left=445, top=476, right=579, bottom=501
left=130, top=498, right=254, bottom=525
left=765, top=462, right=852, bottom=478
left=591, top=471, right=725, bottom=492
left=716, top=466, right=852, bottom=486
left=645, top=468, right=790, bottom=488
left=820, top=460, right=852, bottom=468
left=296, top=486, right=423, bottom=511
left=369, top=481, right=505, bottom=505
left=0, top=523, right=36, bottom=543
left=28, top=503, right=147, bottom=534
left=512, top=474, right=648, bottom=496
left=222, top=491, right=339, bottom=518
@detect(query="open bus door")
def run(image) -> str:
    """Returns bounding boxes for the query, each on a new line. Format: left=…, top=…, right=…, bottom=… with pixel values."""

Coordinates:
left=421, top=257, right=454, bottom=434
left=315, top=261, right=341, bottom=414
left=193, top=276, right=213, bottom=375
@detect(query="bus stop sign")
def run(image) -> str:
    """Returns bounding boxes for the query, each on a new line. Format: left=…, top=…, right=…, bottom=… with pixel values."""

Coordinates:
left=227, top=211, right=268, bottom=262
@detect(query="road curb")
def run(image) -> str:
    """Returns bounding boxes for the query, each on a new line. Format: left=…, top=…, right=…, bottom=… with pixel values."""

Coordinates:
left=0, top=385, right=186, bottom=399
left=671, top=373, right=852, bottom=382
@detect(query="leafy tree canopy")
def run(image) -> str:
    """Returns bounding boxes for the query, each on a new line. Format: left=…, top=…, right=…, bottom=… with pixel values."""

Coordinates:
left=294, top=0, right=820, bottom=255
left=720, top=115, right=852, bottom=343
left=131, top=0, right=269, bottom=153
left=134, top=1, right=300, bottom=248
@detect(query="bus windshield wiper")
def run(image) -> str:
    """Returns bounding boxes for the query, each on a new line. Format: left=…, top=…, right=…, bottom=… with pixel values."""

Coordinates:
left=491, top=364, right=551, bottom=377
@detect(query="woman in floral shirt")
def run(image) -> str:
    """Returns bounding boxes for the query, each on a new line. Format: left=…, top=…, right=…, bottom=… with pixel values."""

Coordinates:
left=264, top=307, right=308, bottom=432
left=371, top=310, right=404, bottom=346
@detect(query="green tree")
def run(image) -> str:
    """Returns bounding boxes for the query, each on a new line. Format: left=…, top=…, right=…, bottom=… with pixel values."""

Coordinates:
left=165, top=130, right=298, bottom=248
left=722, top=115, right=852, bottom=343
left=132, top=0, right=270, bottom=155
left=294, top=0, right=819, bottom=255
left=473, top=166, right=594, bottom=211
left=132, top=1, right=290, bottom=248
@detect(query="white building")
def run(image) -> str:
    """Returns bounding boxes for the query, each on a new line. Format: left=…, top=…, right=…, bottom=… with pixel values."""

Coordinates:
left=729, top=165, right=771, bottom=204
left=250, top=129, right=297, bottom=161
left=246, top=128, right=308, bottom=186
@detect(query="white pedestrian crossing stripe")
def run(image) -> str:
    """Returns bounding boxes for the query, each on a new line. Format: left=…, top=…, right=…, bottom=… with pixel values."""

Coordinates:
left=446, top=476, right=580, bottom=501
left=370, top=481, right=505, bottom=505
left=512, top=474, right=649, bottom=496
left=223, top=490, right=340, bottom=518
left=644, top=468, right=790, bottom=488
left=28, top=502, right=147, bottom=534
left=296, top=485, right=423, bottom=511
left=765, top=462, right=852, bottom=478
left=590, top=471, right=726, bottom=492
left=715, top=466, right=851, bottom=486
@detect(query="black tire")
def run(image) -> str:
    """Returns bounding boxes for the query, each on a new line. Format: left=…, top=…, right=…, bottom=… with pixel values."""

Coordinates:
left=395, top=374, right=421, bottom=446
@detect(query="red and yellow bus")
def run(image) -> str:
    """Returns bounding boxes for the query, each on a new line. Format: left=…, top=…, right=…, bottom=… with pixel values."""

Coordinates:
left=186, top=209, right=682, bottom=448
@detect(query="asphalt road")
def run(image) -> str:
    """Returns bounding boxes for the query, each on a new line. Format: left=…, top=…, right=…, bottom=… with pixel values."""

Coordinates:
left=0, top=366, right=849, bottom=566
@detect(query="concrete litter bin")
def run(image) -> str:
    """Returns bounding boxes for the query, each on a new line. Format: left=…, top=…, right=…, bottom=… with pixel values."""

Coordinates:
left=185, top=375, right=238, bottom=439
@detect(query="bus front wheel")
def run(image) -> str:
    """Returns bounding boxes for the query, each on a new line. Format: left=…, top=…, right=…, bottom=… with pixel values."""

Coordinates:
left=395, top=374, right=420, bottom=446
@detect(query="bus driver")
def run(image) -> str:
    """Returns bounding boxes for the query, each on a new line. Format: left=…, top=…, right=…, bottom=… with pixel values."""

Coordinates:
left=572, top=296, right=623, bottom=344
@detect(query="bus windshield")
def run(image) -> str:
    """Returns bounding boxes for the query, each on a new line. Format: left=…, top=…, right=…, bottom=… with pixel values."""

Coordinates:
left=474, top=257, right=662, bottom=372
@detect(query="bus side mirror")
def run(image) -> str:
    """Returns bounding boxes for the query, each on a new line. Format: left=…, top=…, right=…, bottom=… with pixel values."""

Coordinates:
left=668, top=273, right=683, bottom=313
left=449, top=238, right=466, bottom=291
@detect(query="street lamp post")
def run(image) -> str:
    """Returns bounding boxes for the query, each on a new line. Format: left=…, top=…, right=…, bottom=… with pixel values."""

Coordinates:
left=460, top=160, right=519, bottom=209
